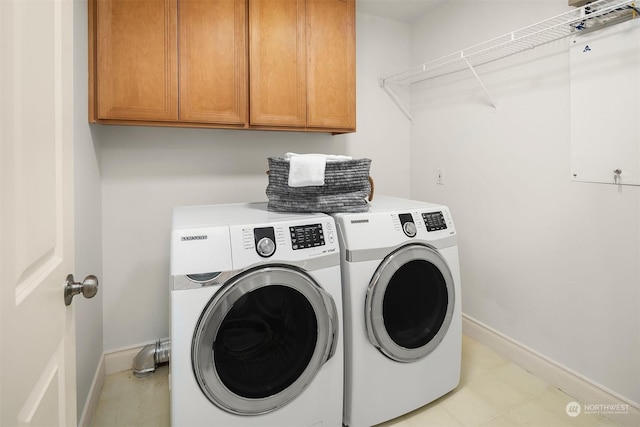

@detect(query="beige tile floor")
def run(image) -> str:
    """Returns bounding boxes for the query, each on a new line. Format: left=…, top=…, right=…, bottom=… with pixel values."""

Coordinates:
left=91, top=335, right=619, bottom=427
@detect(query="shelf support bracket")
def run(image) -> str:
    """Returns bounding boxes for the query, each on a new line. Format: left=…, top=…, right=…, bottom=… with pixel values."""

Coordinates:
left=379, top=78, right=415, bottom=123
left=462, top=57, right=497, bottom=110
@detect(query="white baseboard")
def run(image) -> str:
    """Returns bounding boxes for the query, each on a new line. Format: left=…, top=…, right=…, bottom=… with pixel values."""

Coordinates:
left=462, top=314, right=640, bottom=427
left=78, top=341, right=162, bottom=426
left=78, top=354, right=105, bottom=427
left=104, top=344, right=147, bottom=375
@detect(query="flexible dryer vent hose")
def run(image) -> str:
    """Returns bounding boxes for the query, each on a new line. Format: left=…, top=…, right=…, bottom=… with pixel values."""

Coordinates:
left=132, top=338, right=171, bottom=378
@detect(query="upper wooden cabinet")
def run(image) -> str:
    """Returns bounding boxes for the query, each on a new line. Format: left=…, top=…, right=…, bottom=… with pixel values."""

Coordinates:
left=179, top=0, right=247, bottom=124
left=249, top=0, right=355, bottom=131
left=92, top=0, right=178, bottom=121
left=306, top=0, right=356, bottom=130
left=249, top=0, right=306, bottom=127
left=89, top=0, right=355, bottom=133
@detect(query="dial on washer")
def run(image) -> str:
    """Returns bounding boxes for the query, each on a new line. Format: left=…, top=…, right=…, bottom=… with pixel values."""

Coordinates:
left=254, top=227, right=276, bottom=257
left=398, top=213, right=417, bottom=237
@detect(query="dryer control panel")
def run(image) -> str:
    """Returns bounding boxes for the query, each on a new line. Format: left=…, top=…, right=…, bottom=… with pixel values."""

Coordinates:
left=333, top=196, right=457, bottom=252
left=388, top=208, right=455, bottom=241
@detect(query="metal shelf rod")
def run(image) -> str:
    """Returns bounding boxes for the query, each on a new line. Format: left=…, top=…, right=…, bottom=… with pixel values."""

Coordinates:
left=462, top=58, right=497, bottom=110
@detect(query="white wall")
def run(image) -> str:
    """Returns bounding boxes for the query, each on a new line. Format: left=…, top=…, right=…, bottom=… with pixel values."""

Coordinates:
left=96, top=13, right=411, bottom=351
left=409, top=0, right=640, bottom=406
left=73, top=0, right=103, bottom=421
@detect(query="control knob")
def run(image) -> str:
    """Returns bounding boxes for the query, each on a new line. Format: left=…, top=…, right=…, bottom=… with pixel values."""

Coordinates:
left=256, top=237, right=276, bottom=257
left=403, top=222, right=417, bottom=237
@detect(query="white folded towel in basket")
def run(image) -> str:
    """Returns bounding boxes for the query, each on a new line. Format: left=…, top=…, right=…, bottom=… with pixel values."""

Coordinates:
left=285, top=153, right=353, bottom=187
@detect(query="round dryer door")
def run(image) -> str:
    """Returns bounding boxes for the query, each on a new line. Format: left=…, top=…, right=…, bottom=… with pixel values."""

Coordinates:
left=192, top=265, right=338, bottom=415
left=365, top=244, right=455, bottom=363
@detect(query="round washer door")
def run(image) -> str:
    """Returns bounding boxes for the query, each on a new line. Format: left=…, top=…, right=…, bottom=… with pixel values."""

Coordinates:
left=365, top=244, right=455, bottom=363
left=192, top=265, right=338, bottom=415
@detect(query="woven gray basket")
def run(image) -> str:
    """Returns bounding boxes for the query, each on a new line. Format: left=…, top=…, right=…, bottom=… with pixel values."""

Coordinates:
left=266, top=157, right=372, bottom=213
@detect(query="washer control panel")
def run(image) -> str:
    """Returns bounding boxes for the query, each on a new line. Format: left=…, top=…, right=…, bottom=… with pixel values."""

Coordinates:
left=290, top=223, right=325, bottom=250
left=422, top=211, right=448, bottom=232
left=235, top=217, right=337, bottom=265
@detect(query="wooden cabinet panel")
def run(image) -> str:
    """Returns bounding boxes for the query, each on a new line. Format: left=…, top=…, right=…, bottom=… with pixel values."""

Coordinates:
left=179, top=0, right=247, bottom=124
left=249, top=0, right=306, bottom=127
left=95, top=0, right=178, bottom=121
left=306, top=0, right=355, bottom=130
left=90, top=0, right=355, bottom=133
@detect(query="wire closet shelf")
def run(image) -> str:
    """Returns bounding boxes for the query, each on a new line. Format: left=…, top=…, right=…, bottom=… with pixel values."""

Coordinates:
left=380, top=0, right=637, bottom=121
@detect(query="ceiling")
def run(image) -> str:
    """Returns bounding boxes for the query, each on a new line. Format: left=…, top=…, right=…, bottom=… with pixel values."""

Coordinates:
left=356, top=0, right=447, bottom=23
left=356, top=0, right=546, bottom=24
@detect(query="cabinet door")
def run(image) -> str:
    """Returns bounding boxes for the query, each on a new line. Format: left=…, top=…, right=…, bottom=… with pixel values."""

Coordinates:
left=180, top=0, right=247, bottom=124
left=95, top=0, right=178, bottom=121
left=306, top=0, right=355, bottom=130
left=249, top=0, right=306, bottom=127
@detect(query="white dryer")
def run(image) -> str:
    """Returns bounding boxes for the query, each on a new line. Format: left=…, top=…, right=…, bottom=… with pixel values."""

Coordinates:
left=333, top=195, right=462, bottom=427
left=170, top=202, right=343, bottom=427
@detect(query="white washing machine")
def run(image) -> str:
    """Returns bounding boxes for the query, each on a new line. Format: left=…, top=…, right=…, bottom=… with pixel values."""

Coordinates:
left=170, top=202, right=343, bottom=427
left=333, top=195, right=462, bottom=427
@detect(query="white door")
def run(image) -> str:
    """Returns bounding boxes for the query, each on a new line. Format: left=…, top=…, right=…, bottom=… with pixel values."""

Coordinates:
left=1, top=0, right=77, bottom=425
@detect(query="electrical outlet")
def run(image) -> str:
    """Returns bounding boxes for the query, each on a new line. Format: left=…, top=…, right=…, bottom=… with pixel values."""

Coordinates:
left=436, top=169, right=445, bottom=185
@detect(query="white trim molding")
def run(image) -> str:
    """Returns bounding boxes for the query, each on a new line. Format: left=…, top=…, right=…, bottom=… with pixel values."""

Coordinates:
left=78, top=354, right=105, bottom=427
left=104, top=343, right=148, bottom=376
left=463, top=314, right=640, bottom=426
left=78, top=342, right=149, bottom=427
